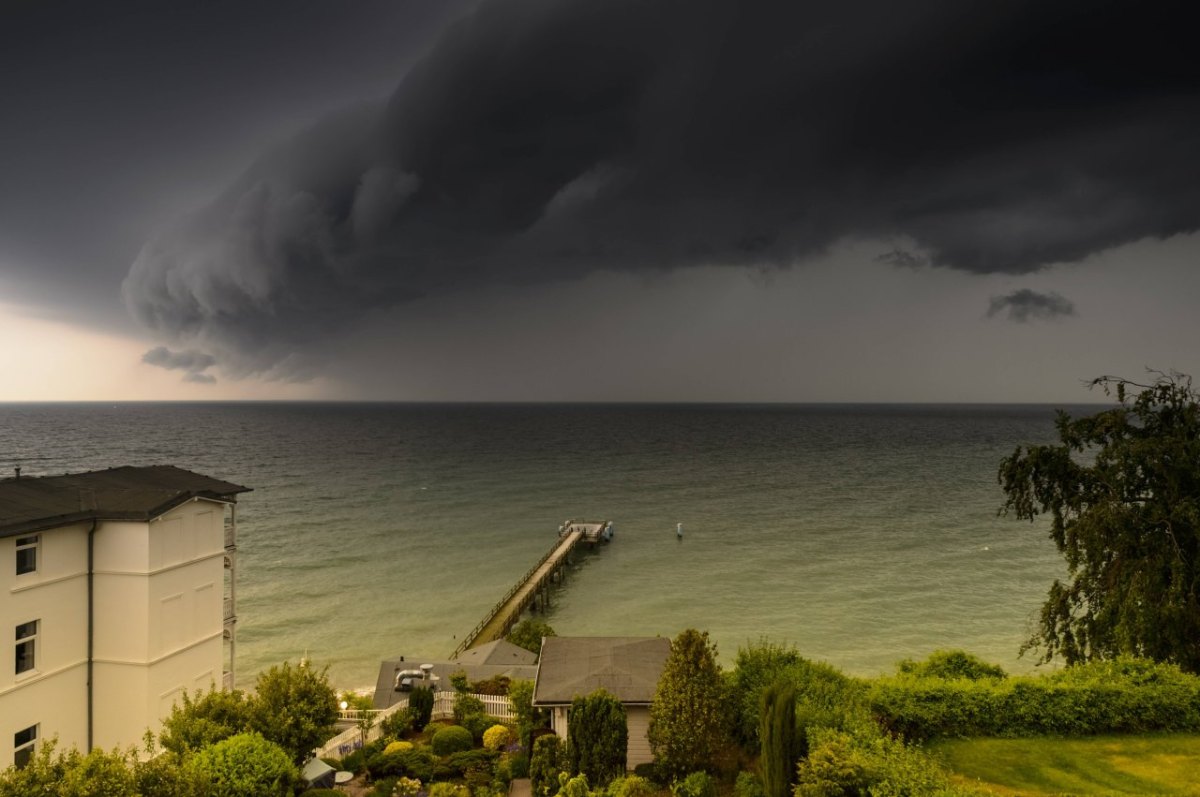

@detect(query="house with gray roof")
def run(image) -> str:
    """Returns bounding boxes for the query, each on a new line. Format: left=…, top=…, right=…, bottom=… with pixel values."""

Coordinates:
left=0, top=466, right=249, bottom=769
left=372, top=639, right=539, bottom=710
left=532, top=636, right=670, bottom=768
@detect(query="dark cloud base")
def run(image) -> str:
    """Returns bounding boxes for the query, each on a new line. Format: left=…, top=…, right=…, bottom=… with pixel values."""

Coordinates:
left=123, top=0, right=1200, bottom=374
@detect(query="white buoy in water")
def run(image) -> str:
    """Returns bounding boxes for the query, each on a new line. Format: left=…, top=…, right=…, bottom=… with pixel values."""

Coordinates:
left=676, top=522, right=683, bottom=538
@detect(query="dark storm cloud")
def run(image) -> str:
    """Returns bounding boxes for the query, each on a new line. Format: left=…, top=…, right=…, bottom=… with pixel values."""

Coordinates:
left=987, top=290, right=1076, bottom=323
left=123, top=0, right=1200, bottom=373
left=141, top=346, right=218, bottom=383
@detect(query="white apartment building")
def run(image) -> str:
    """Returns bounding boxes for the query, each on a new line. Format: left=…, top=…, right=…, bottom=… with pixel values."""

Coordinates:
left=0, top=465, right=249, bottom=769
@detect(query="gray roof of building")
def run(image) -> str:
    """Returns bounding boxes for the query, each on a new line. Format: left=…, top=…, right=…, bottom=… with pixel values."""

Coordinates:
left=533, top=636, right=671, bottom=706
left=0, top=465, right=251, bottom=537
left=372, top=654, right=539, bottom=710
left=454, top=639, right=539, bottom=668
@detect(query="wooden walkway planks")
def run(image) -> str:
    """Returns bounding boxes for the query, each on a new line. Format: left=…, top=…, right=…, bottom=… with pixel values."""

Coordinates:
left=452, top=529, right=584, bottom=658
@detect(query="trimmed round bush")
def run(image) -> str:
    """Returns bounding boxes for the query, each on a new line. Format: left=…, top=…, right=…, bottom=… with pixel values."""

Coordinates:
left=483, top=725, right=512, bottom=751
left=432, top=725, right=474, bottom=755
left=385, top=741, right=414, bottom=755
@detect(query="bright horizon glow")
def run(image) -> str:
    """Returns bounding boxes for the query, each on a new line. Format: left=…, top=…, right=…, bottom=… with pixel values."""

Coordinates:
left=0, top=301, right=331, bottom=402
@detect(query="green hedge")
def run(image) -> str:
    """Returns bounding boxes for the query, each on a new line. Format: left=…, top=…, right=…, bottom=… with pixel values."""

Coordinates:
left=870, top=657, right=1200, bottom=740
left=432, top=725, right=475, bottom=755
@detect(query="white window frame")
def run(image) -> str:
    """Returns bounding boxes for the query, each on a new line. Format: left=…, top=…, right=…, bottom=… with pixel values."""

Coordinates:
left=15, top=535, right=38, bottom=575
left=15, top=620, right=38, bottom=676
left=13, top=724, right=37, bottom=769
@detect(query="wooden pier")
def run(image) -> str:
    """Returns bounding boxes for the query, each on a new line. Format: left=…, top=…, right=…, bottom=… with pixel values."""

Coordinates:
left=452, top=521, right=611, bottom=659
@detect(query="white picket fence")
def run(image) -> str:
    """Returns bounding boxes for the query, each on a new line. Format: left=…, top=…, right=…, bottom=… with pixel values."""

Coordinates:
left=314, top=691, right=513, bottom=761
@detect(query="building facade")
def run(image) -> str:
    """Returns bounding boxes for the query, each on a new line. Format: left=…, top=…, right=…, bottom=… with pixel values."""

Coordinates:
left=532, top=636, right=671, bottom=768
left=0, top=466, right=249, bottom=769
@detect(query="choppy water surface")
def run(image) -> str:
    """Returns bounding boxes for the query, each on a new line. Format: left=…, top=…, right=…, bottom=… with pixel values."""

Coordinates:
left=0, top=402, right=1088, bottom=688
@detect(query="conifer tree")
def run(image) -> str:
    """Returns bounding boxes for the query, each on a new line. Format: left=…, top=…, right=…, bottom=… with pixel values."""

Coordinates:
left=758, top=682, right=797, bottom=797
left=567, top=689, right=627, bottom=786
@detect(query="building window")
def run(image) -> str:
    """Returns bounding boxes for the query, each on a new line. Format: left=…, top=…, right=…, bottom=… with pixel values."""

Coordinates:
left=15, top=535, right=38, bottom=575
left=15, top=620, right=37, bottom=675
left=13, top=725, right=37, bottom=769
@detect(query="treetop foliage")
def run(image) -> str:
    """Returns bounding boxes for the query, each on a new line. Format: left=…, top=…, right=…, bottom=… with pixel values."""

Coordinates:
left=648, top=628, right=728, bottom=779
left=507, top=619, right=556, bottom=656
left=999, top=371, right=1200, bottom=671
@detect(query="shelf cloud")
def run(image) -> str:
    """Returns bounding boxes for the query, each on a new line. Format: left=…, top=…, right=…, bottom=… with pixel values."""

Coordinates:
left=122, top=0, right=1200, bottom=374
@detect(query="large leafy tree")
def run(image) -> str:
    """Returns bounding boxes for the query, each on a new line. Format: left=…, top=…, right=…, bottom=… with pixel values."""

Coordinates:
left=248, top=661, right=339, bottom=764
left=648, top=628, right=728, bottom=778
left=999, top=372, right=1200, bottom=671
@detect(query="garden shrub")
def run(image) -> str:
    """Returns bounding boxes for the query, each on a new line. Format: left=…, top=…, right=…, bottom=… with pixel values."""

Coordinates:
left=368, top=781, right=398, bottom=797
left=386, top=741, right=415, bottom=755
left=557, top=773, right=592, bottom=797
left=382, top=707, right=416, bottom=739
left=895, top=650, right=1007, bottom=681
left=430, top=783, right=472, bottom=797
left=484, top=724, right=513, bottom=750
left=870, top=655, right=1200, bottom=740
left=670, top=771, right=716, bottom=797
left=302, top=790, right=344, bottom=797
left=445, top=748, right=499, bottom=777
left=631, top=762, right=661, bottom=784
left=433, top=725, right=476, bottom=755
left=473, top=675, right=513, bottom=695
left=733, top=771, right=764, bottom=797
left=410, top=687, right=435, bottom=732
left=185, top=732, right=298, bottom=797
left=607, top=774, right=656, bottom=797
left=368, top=748, right=436, bottom=781
left=794, top=727, right=960, bottom=797
left=510, top=752, right=530, bottom=779
left=568, top=690, right=627, bottom=786
left=531, top=734, right=567, bottom=797
left=342, top=748, right=367, bottom=774
left=728, top=641, right=868, bottom=751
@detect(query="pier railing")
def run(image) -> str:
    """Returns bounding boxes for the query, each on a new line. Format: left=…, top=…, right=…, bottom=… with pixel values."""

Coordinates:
left=451, top=531, right=580, bottom=658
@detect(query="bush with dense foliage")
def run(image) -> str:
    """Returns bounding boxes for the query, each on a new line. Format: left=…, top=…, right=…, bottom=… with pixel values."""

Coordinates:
left=432, top=724, right=476, bottom=755
left=382, top=707, right=416, bottom=739
left=385, top=740, right=415, bottom=755
left=794, top=727, right=966, bottom=797
left=871, top=656, right=1200, bottom=740
left=159, top=686, right=255, bottom=755
left=444, top=748, right=499, bottom=777
left=728, top=641, right=867, bottom=751
left=484, top=724, right=513, bottom=750
left=733, top=771, right=764, bottom=797
left=409, top=686, right=435, bottom=732
left=649, top=629, right=728, bottom=779
left=531, top=733, right=567, bottom=797
left=670, top=771, right=716, bottom=797
left=185, top=732, right=298, bottom=797
left=567, top=689, right=628, bottom=786
left=606, top=774, right=656, bottom=797
left=368, top=747, right=436, bottom=781
left=429, top=783, right=472, bottom=797
left=895, top=649, right=1007, bottom=681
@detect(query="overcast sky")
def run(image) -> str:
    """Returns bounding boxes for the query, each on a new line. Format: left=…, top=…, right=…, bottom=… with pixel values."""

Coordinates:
left=1, top=0, right=1197, bottom=402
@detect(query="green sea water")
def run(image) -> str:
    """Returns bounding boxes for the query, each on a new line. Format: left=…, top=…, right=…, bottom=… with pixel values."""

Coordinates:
left=0, top=402, right=1086, bottom=689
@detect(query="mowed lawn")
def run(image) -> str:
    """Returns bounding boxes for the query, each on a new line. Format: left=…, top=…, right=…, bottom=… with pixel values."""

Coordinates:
left=930, top=734, right=1200, bottom=795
